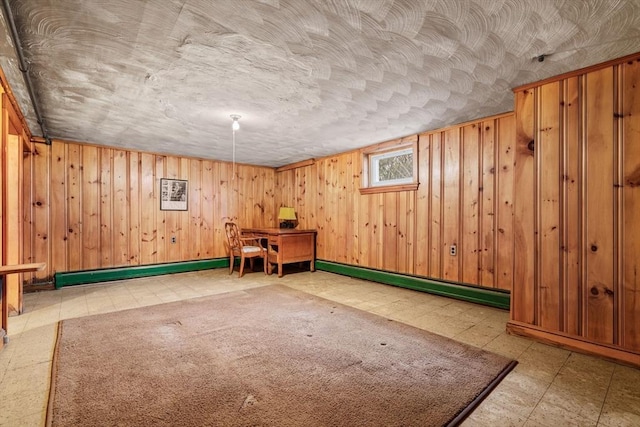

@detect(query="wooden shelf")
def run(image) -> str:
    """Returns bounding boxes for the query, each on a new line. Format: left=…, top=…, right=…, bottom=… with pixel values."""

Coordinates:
left=1, top=263, right=45, bottom=349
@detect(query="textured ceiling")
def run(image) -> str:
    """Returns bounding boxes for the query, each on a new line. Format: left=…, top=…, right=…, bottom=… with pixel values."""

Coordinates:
left=2, top=0, right=640, bottom=167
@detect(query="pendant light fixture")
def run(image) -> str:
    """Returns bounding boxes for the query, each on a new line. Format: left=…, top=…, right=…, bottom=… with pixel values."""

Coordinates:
left=230, top=114, right=241, bottom=179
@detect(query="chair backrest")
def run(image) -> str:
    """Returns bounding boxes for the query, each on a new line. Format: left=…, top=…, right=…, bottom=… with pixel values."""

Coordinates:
left=224, top=222, right=242, bottom=252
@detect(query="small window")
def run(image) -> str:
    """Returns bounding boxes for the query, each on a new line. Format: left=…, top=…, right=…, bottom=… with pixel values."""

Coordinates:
left=370, top=148, right=414, bottom=186
left=360, top=137, right=419, bottom=194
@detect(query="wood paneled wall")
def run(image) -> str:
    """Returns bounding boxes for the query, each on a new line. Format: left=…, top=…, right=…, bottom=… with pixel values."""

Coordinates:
left=22, top=140, right=276, bottom=283
left=1, top=85, right=32, bottom=314
left=275, top=113, right=515, bottom=291
left=510, top=55, right=640, bottom=358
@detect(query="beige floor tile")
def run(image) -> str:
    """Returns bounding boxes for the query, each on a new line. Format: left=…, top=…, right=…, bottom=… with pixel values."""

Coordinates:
left=463, top=398, right=529, bottom=426
left=454, top=323, right=505, bottom=348
left=552, top=353, right=615, bottom=399
left=482, top=330, right=533, bottom=359
left=598, top=402, right=640, bottom=426
left=514, top=342, right=571, bottom=383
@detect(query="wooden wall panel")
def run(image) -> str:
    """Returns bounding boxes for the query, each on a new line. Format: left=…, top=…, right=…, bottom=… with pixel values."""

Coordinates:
left=50, top=143, right=67, bottom=272
left=164, top=156, right=181, bottom=262
left=178, top=158, right=190, bottom=261
left=357, top=167, right=371, bottom=267
left=538, top=81, right=562, bottom=332
left=0, top=96, right=4, bottom=274
left=200, top=160, right=214, bottom=259
left=128, top=153, right=141, bottom=265
left=100, top=149, right=113, bottom=267
left=336, top=158, right=348, bottom=264
left=82, top=145, right=101, bottom=270
left=2, top=95, right=32, bottom=310
left=383, top=192, right=398, bottom=272
left=442, top=128, right=461, bottom=281
left=139, top=152, right=157, bottom=265
left=32, top=145, right=50, bottom=281
left=563, top=77, right=581, bottom=335
left=512, top=89, right=536, bottom=324
left=371, top=193, right=384, bottom=269
left=621, top=58, right=640, bottom=352
left=112, top=150, right=129, bottom=265
left=496, top=116, right=515, bottom=291
left=584, top=67, right=615, bottom=344
left=66, top=144, right=81, bottom=271
left=6, top=135, right=21, bottom=310
left=429, top=133, right=443, bottom=279
left=275, top=113, right=515, bottom=291
left=461, top=124, right=479, bottom=285
left=415, top=135, right=430, bottom=276
left=480, top=121, right=496, bottom=288
left=22, top=140, right=34, bottom=278
left=24, top=141, right=275, bottom=280
left=22, top=113, right=514, bottom=293
left=189, top=158, right=202, bottom=259
left=155, top=155, right=166, bottom=261
left=510, top=54, right=640, bottom=362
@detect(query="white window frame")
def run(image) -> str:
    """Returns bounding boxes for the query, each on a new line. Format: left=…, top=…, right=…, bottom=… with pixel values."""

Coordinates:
left=360, top=136, right=419, bottom=194
left=370, top=147, right=414, bottom=187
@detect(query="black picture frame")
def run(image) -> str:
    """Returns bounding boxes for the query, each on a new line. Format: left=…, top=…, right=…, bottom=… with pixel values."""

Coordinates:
left=160, top=178, right=188, bottom=211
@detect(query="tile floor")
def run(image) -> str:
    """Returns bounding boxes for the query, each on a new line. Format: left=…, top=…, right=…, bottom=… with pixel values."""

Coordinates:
left=1, top=268, right=639, bottom=426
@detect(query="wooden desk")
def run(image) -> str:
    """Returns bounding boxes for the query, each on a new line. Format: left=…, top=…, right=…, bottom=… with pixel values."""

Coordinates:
left=242, top=228, right=317, bottom=277
left=1, top=263, right=46, bottom=348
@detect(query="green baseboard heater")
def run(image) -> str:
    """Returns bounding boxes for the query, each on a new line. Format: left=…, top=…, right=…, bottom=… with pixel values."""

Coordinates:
left=54, top=258, right=509, bottom=310
left=54, top=258, right=230, bottom=289
left=315, top=260, right=510, bottom=310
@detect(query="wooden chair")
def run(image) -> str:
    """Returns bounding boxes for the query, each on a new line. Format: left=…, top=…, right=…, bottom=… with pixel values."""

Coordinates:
left=224, top=222, right=267, bottom=277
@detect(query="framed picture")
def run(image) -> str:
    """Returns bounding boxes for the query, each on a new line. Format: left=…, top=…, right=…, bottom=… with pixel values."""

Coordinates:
left=160, top=178, right=188, bottom=211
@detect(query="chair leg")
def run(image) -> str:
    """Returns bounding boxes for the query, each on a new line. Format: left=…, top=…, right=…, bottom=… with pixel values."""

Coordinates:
left=229, top=255, right=234, bottom=275
left=249, top=258, right=255, bottom=271
left=263, top=254, right=268, bottom=274
left=239, top=256, right=245, bottom=278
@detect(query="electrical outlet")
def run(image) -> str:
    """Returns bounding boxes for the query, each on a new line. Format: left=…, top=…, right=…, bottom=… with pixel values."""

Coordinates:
left=449, top=245, right=457, bottom=256
left=171, top=236, right=176, bottom=244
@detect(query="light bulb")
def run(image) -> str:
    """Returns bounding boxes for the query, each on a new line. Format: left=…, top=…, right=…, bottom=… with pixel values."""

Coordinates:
left=230, top=114, right=241, bottom=130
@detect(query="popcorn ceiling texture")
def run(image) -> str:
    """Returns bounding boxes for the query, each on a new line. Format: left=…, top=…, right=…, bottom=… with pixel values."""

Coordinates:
left=2, top=0, right=640, bottom=167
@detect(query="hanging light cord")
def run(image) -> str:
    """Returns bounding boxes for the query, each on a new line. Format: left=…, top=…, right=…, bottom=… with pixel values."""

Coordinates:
left=232, top=126, right=236, bottom=180
left=230, top=114, right=240, bottom=180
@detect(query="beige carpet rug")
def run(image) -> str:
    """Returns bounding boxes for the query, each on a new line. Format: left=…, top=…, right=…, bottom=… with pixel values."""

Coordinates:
left=47, top=284, right=516, bottom=427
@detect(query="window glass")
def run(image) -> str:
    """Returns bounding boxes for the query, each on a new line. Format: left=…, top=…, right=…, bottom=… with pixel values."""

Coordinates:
left=370, top=148, right=413, bottom=186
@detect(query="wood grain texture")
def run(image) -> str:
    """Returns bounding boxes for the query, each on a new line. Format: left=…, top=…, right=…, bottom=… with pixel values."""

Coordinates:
left=461, top=124, right=479, bottom=285
left=512, top=88, right=536, bottom=325
left=584, top=67, right=615, bottom=344
left=276, top=114, right=515, bottom=290
left=511, top=57, right=640, bottom=359
left=538, top=81, right=562, bottom=332
left=480, top=121, right=496, bottom=288
left=563, top=77, right=581, bottom=336
left=430, top=133, right=444, bottom=279
left=32, top=144, right=50, bottom=282
left=24, top=141, right=275, bottom=279
left=621, top=59, right=640, bottom=352
left=496, top=115, right=515, bottom=291
left=6, top=134, right=22, bottom=313
left=442, top=128, right=461, bottom=282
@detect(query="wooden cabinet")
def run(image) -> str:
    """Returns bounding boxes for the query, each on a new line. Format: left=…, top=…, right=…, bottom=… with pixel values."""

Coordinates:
left=508, top=54, right=640, bottom=367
